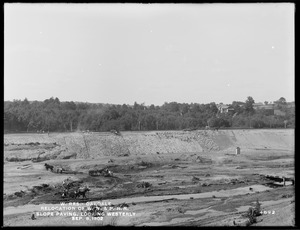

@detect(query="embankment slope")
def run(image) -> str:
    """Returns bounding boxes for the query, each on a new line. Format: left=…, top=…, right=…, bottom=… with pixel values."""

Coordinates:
left=4, top=129, right=294, bottom=160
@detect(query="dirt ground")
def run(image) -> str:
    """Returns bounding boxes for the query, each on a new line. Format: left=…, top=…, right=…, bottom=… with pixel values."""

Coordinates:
left=3, top=129, right=295, bottom=226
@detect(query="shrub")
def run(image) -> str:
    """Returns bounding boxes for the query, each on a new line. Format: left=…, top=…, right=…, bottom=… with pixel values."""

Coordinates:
left=254, top=199, right=261, bottom=216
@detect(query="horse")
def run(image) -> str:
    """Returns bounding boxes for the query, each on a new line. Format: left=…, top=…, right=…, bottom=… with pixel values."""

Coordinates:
left=76, top=186, right=90, bottom=199
left=44, top=163, right=54, bottom=172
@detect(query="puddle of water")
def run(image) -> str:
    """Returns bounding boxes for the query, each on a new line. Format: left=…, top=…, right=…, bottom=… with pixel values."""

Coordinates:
left=273, top=181, right=293, bottom=186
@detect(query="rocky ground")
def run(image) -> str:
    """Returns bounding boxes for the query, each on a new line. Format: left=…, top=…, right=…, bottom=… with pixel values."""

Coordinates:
left=3, top=129, right=295, bottom=226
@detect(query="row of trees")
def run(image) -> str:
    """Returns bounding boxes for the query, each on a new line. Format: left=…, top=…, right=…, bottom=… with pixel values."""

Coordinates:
left=4, top=96, right=295, bottom=133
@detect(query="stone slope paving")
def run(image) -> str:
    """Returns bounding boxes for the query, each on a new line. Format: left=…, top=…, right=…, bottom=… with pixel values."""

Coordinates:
left=4, top=129, right=294, bottom=160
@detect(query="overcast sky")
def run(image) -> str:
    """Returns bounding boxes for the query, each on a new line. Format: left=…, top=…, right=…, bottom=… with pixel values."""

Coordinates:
left=4, top=3, right=294, bottom=106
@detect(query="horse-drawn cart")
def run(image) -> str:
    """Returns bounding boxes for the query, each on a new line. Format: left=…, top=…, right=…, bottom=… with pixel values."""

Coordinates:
left=88, top=168, right=113, bottom=177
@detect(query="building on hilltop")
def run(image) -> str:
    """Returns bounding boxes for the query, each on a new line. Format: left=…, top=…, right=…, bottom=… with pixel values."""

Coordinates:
left=217, top=103, right=235, bottom=114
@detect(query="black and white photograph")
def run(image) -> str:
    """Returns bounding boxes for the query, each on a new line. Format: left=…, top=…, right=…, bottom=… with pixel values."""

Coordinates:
left=4, top=3, right=295, bottom=227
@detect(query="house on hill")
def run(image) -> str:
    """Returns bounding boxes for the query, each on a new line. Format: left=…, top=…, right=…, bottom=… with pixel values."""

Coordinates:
left=217, top=104, right=234, bottom=114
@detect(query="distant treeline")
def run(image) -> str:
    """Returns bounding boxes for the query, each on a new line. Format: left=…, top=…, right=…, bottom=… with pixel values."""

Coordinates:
left=4, top=96, right=295, bottom=132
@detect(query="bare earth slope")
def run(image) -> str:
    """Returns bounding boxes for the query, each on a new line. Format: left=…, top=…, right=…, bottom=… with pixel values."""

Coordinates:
left=4, top=129, right=294, bottom=160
